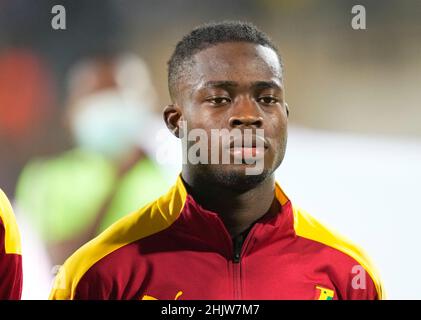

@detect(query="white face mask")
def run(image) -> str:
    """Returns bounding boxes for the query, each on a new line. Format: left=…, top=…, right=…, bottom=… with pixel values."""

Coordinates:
left=70, top=89, right=148, bottom=160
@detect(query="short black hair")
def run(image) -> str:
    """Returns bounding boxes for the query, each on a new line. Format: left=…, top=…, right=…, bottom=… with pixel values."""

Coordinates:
left=167, top=21, right=283, bottom=101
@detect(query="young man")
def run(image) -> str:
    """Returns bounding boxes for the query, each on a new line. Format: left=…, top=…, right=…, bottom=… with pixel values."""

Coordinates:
left=0, top=189, right=22, bottom=299
left=50, top=21, right=383, bottom=300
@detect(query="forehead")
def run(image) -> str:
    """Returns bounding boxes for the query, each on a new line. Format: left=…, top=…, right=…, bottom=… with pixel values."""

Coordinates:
left=189, top=42, right=282, bottom=86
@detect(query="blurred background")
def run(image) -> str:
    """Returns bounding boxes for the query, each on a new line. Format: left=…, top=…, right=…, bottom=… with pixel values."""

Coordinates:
left=0, top=0, right=420, bottom=299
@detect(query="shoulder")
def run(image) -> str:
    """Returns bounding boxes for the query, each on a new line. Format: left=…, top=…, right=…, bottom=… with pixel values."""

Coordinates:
left=16, top=149, right=115, bottom=200
left=49, top=177, right=187, bottom=299
left=0, top=189, right=21, bottom=255
left=292, top=205, right=385, bottom=299
left=0, top=189, right=22, bottom=299
left=15, top=149, right=116, bottom=242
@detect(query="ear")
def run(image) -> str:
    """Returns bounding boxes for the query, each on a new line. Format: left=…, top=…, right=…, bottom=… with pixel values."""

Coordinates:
left=163, top=104, right=183, bottom=138
left=285, top=102, right=290, bottom=117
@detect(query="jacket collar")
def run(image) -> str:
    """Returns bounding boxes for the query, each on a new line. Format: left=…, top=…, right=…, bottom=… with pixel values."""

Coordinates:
left=170, top=174, right=295, bottom=259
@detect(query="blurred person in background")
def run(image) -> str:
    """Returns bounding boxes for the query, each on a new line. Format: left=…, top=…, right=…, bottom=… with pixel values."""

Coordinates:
left=0, top=189, right=22, bottom=299
left=15, top=53, right=175, bottom=267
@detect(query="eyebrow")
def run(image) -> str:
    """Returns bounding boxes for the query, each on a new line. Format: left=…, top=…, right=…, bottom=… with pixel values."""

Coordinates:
left=202, top=81, right=238, bottom=89
left=201, top=80, right=282, bottom=91
left=252, top=80, right=282, bottom=91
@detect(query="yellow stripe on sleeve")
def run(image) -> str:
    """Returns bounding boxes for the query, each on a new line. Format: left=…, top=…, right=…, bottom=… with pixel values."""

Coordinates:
left=0, top=189, right=21, bottom=255
left=292, top=206, right=385, bottom=299
left=49, top=175, right=187, bottom=300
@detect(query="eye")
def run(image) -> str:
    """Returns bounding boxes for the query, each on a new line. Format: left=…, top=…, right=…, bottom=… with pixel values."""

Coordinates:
left=257, top=96, right=279, bottom=105
left=206, top=96, right=231, bottom=106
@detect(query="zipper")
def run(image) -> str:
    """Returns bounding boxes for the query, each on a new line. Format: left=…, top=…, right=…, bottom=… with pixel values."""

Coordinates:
left=231, top=224, right=259, bottom=299
left=232, top=234, right=243, bottom=299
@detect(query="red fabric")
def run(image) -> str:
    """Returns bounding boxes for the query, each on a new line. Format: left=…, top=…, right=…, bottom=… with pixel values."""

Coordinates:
left=74, top=195, right=378, bottom=300
left=0, top=220, right=22, bottom=300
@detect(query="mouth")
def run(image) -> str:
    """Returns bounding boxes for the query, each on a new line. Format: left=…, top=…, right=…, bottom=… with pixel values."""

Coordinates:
left=227, top=135, right=268, bottom=160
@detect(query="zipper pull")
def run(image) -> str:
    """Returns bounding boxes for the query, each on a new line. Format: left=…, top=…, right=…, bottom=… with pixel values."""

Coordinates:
left=232, top=234, right=243, bottom=263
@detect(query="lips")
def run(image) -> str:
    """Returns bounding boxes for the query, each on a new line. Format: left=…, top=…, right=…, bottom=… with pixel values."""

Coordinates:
left=228, top=135, right=268, bottom=149
left=227, top=135, right=268, bottom=160
left=231, top=147, right=264, bottom=158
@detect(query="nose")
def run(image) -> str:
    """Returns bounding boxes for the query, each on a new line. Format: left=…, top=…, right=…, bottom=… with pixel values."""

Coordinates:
left=228, top=97, right=263, bottom=128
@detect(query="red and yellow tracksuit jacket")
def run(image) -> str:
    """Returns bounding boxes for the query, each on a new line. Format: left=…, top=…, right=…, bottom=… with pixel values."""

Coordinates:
left=50, top=175, right=384, bottom=300
left=0, top=189, right=22, bottom=300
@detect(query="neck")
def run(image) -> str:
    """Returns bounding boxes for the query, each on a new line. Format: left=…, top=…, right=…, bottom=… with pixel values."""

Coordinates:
left=181, top=169, right=280, bottom=238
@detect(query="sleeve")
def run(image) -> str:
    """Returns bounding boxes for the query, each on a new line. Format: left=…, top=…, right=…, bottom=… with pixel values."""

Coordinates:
left=0, top=189, right=23, bottom=300
left=49, top=263, right=114, bottom=300
left=346, top=263, right=385, bottom=300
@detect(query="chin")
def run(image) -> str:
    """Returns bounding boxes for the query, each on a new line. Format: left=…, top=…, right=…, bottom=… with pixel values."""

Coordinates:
left=209, top=165, right=272, bottom=192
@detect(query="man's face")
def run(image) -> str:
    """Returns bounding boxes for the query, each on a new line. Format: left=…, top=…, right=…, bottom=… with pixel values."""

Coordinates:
left=170, top=42, right=288, bottom=190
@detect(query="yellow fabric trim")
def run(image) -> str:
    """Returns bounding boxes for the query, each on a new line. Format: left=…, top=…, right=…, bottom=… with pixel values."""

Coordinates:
left=0, top=189, right=21, bottom=255
left=49, top=175, right=188, bottom=300
left=292, top=206, right=385, bottom=299
left=274, top=181, right=289, bottom=206
left=141, top=290, right=183, bottom=300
